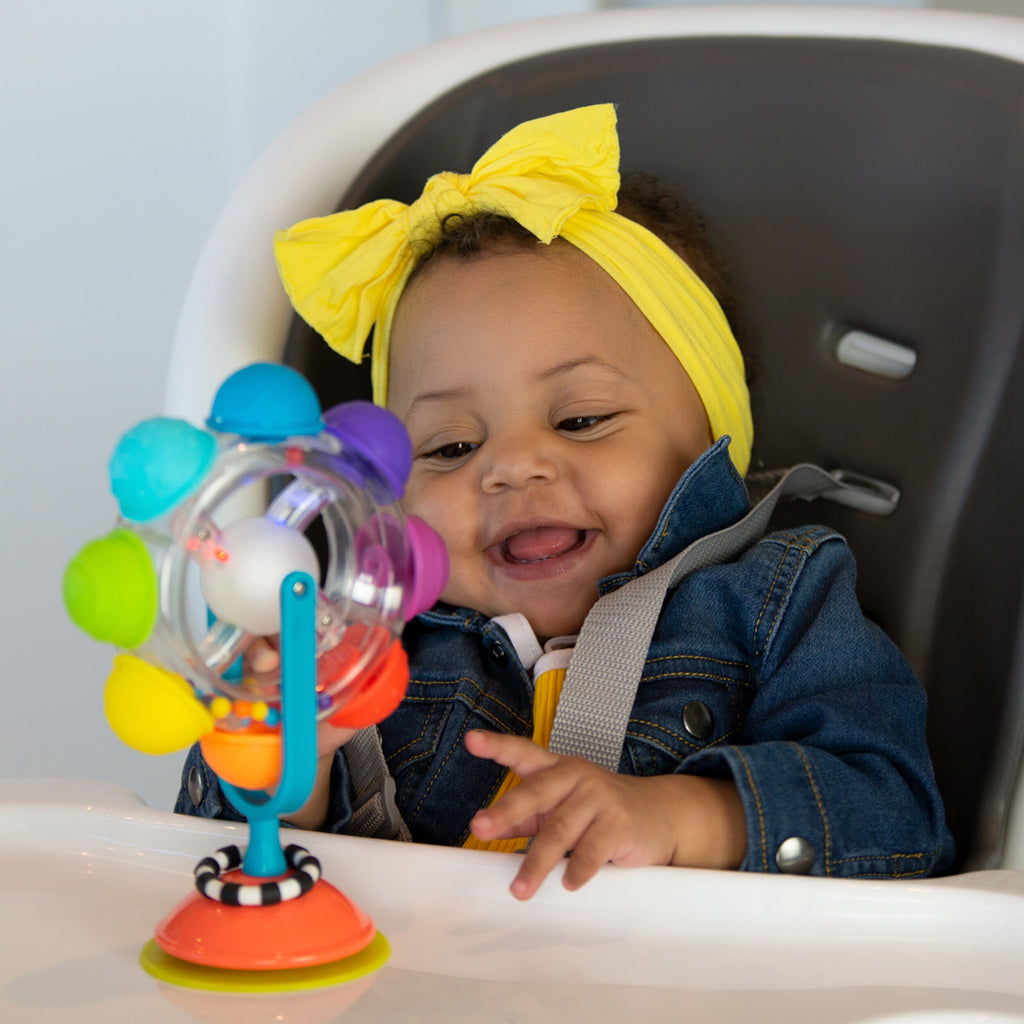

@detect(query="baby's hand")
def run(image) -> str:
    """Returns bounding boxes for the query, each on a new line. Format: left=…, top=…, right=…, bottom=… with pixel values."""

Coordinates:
left=465, top=730, right=747, bottom=900
left=241, top=637, right=357, bottom=830
left=244, top=636, right=281, bottom=677
left=243, top=637, right=357, bottom=757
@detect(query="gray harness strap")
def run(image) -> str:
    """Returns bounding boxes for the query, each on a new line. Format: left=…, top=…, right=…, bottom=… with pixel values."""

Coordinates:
left=345, top=726, right=411, bottom=841
left=344, top=463, right=851, bottom=837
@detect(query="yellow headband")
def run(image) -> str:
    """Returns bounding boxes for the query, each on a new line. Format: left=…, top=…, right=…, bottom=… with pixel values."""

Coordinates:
left=274, top=104, right=753, bottom=475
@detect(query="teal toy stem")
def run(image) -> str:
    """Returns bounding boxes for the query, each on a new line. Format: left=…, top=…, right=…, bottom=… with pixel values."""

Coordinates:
left=220, top=570, right=319, bottom=878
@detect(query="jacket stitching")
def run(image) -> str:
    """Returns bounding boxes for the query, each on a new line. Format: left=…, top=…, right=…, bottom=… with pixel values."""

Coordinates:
left=641, top=669, right=754, bottom=687
left=753, top=535, right=822, bottom=663
left=763, top=544, right=811, bottom=659
left=733, top=747, right=768, bottom=871
left=830, top=848, right=941, bottom=877
left=402, top=677, right=530, bottom=730
left=792, top=742, right=832, bottom=875
left=842, top=849, right=939, bottom=877
left=627, top=719, right=743, bottom=751
left=388, top=714, right=432, bottom=763
left=753, top=546, right=791, bottom=659
left=645, top=654, right=748, bottom=670
left=411, top=716, right=477, bottom=820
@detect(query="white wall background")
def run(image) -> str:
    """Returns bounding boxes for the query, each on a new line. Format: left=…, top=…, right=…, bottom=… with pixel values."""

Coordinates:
left=2, top=0, right=1020, bottom=814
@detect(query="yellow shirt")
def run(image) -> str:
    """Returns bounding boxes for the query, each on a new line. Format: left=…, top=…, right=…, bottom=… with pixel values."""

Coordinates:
left=463, top=619, right=574, bottom=853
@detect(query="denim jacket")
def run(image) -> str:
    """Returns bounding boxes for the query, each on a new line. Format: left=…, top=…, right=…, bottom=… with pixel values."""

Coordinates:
left=177, top=439, right=955, bottom=877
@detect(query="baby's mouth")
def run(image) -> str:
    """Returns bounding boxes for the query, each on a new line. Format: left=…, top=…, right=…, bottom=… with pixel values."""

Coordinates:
left=501, top=526, right=587, bottom=564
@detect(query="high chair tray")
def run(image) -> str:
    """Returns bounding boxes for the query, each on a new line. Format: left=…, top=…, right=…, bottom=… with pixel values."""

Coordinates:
left=3, top=778, right=1023, bottom=1023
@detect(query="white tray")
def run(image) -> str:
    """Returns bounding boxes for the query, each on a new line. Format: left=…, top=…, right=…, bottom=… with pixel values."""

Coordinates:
left=3, top=778, right=1024, bottom=1023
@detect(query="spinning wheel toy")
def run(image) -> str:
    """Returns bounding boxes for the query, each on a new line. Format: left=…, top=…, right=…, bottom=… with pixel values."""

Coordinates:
left=62, top=362, right=448, bottom=991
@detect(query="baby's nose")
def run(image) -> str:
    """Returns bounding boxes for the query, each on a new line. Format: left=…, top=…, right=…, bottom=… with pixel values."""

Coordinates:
left=479, top=434, right=559, bottom=492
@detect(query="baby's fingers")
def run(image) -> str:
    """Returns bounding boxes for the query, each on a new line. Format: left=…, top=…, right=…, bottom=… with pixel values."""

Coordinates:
left=468, top=760, right=575, bottom=844
left=467, top=737, right=580, bottom=842
left=244, top=636, right=280, bottom=675
left=510, top=799, right=601, bottom=901
left=464, top=729, right=560, bottom=777
left=560, top=809, right=633, bottom=892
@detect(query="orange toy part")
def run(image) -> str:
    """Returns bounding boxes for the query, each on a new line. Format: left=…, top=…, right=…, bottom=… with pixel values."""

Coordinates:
left=328, top=639, right=409, bottom=729
left=316, top=637, right=361, bottom=690
left=200, top=725, right=282, bottom=791
left=153, top=873, right=376, bottom=970
left=316, top=622, right=391, bottom=691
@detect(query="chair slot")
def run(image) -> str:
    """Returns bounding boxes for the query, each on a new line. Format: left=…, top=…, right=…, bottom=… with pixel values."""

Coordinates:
left=823, top=469, right=901, bottom=516
left=834, top=329, right=917, bottom=380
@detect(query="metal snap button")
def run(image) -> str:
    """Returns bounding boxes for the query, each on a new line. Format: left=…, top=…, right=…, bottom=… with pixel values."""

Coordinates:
left=488, top=643, right=507, bottom=665
left=775, top=836, right=815, bottom=874
left=682, top=700, right=714, bottom=740
left=187, top=765, right=205, bottom=808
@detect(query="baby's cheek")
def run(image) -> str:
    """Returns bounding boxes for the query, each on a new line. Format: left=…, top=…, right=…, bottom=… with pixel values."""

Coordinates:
left=400, top=477, right=487, bottom=612
left=404, top=511, right=470, bottom=604
left=399, top=482, right=440, bottom=537
left=436, top=560, right=481, bottom=611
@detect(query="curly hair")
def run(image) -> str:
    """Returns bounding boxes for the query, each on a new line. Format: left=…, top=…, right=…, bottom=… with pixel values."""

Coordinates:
left=406, top=171, right=741, bottom=335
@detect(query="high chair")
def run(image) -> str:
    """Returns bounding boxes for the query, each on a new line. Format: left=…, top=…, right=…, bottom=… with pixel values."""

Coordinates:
left=6, top=7, right=1024, bottom=1023
left=168, top=3, right=1024, bottom=876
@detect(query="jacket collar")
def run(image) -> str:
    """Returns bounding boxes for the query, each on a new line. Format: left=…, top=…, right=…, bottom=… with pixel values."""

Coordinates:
left=598, top=436, right=750, bottom=593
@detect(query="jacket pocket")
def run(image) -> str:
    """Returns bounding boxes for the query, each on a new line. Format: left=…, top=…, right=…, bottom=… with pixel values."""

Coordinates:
left=623, top=654, right=754, bottom=775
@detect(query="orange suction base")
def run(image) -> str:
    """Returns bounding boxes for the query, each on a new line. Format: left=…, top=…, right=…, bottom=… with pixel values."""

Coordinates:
left=143, top=874, right=388, bottom=991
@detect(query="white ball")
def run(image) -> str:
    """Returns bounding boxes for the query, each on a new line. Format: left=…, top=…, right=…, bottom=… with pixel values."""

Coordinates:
left=199, top=516, right=320, bottom=635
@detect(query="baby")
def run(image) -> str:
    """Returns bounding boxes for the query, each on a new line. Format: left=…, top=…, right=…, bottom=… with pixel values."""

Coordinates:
left=177, top=105, right=954, bottom=898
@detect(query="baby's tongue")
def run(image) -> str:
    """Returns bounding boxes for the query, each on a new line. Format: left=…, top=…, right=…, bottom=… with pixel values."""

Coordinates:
left=505, top=526, right=581, bottom=562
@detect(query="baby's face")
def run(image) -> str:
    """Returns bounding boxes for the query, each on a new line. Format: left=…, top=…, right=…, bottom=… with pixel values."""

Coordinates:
left=387, top=242, right=711, bottom=640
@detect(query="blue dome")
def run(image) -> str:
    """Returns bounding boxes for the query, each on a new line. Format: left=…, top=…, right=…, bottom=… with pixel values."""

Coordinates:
left=109, top=417, right=217, bottom=521
left=207, top=363, right=323, bottom=440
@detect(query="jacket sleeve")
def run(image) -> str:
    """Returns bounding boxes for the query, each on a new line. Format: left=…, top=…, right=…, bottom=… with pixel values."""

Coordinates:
left=173, top=742, right=357, bottom=834
left=679, top=527, right=956, bottom=878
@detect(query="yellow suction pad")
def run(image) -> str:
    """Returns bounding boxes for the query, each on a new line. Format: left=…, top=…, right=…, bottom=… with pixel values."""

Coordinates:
left=105, top=654, right=214, bottom=754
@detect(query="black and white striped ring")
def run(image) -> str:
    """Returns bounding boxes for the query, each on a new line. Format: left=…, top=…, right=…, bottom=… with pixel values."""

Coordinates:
left=193, top=844, right=321, bottom=906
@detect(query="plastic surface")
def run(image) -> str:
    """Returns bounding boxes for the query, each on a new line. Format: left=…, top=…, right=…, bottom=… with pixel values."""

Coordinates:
left=3, top=779, right=1024, bottom=1023
left=199, top=725, right=282, bottom=791
left=63, top=365, right=449, bottom=966
left=109, top=417, right=218, bottom=522
left=63, top=529, right=158, bottom=648
left=198, top=517, right=320, bottom=636
left=153, top=874, right=376, bottom=970
left=834, top=329, right=918, bottom=380
left=139, top=933, right=390, bottom=993
left=823, top=469, right=902, bottom=517
left=105, top=654, right=215, bottom=755
left=322, top=400, right=413, bottom=497
left=64, top=364, right=449, bottom=764
left=402, top=515, right=452, bottom=619
left=206, top=362, right=323, bottom=439
left=326, top=637, right=409, bottom=729
left=214, top=569, right=319, bottom=878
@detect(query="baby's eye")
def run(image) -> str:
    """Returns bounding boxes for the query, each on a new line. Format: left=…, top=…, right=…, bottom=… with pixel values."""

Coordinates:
left=557, top=414, right=615, bottom=433
left=420, top=440, right=478, bottom=462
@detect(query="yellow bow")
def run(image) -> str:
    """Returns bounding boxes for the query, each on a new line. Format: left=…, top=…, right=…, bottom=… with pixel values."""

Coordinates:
left=274, top=104, right=753, bottom=475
